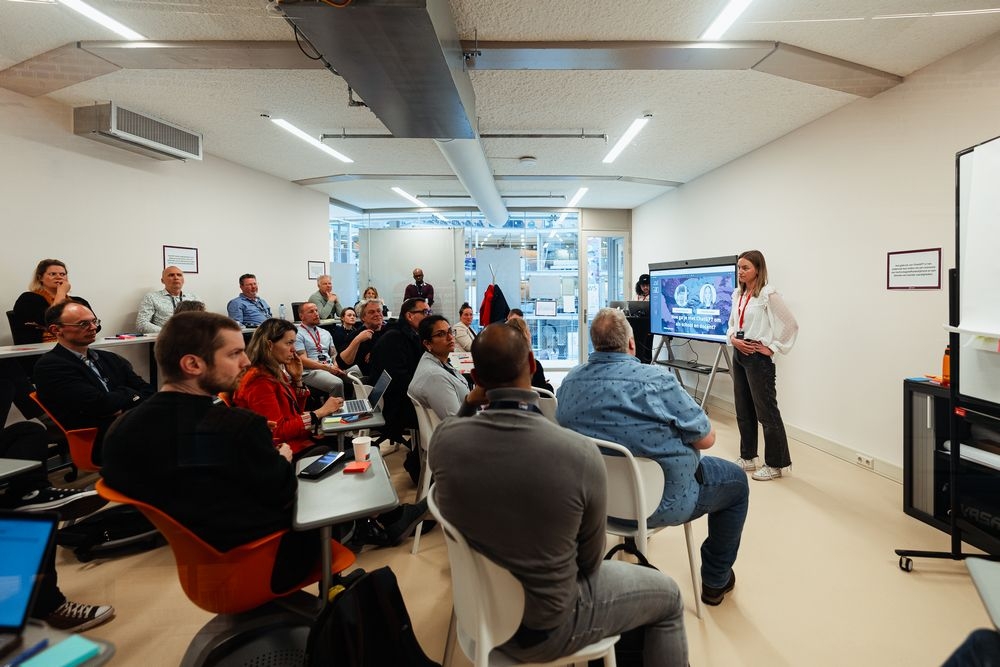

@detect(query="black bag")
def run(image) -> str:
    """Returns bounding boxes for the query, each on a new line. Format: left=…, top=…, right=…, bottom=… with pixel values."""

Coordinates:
left=305, top=566, right=439, bottom=667
left=588, top=541, right=656, bottom=667
left=56, top=504, right=165, bottom=562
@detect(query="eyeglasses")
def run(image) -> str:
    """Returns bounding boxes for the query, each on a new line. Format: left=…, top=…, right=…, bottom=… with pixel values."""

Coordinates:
left=430, top=328, right=455, bottom=340
left=419, top=308, right=432, bottom=315
left=58, top=318, right=100, bottom=329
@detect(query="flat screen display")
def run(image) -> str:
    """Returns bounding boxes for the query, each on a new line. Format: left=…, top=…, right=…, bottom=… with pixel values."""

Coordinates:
left=649, top=256, right=738, bottom=343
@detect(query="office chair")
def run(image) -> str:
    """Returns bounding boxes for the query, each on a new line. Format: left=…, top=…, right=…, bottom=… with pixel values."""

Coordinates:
left=532, top=387, right=558, bottom=423
left=593, top=438, right=702, bottom=619
left=406, top=392, right=441, bottom=554
left=29, top=391, right=99, bottom=473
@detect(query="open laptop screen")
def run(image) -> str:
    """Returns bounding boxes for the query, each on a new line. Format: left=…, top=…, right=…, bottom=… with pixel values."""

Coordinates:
left=0, top=511, right=57, bottom=634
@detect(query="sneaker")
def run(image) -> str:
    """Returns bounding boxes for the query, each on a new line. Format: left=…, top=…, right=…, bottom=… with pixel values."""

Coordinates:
left=44, top=601, right=115, bottom=632
left=752, top=465, right=783, bottom=481
left=384, top=499, right=429, bottom=546
left=735, top=457, right=759, bottom=472
left=701, top=571, right=736, bottom=606
left=16, top=487, right=108, bottom=520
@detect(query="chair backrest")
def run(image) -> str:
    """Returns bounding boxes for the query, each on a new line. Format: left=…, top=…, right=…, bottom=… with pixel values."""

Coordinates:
left=406, top=391, right=442, bottom=454
left=29, top=391, right=100, bottom=472
left=428, top=487, right=525, bottom=667
left=592, top=437, right=665, bottom=552
left=533, top=387, right=558, bottom=423
left=95, top=479, right=352, bottom=614
left=291, top=301, right=306, bottom=322
left=349, top=374, right=370, bottom=400
left=5, top=310, right=17, bottom=340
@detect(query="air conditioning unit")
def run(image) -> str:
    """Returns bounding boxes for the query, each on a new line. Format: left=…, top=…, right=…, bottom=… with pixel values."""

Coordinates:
left=73, top=102, right=202, bottom=161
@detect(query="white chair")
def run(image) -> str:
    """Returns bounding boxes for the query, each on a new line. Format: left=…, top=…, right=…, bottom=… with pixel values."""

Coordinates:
left=428, top=487, right=620, bottom=667
left=532, top=387, right=558, bottom=423
left=592, top=437, right=702, bottom=619
left=407, top=391, right=442, bottom=554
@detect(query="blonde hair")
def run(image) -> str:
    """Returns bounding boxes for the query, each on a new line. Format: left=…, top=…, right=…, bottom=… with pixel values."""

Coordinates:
left=505, top=317, right=532, bottom=346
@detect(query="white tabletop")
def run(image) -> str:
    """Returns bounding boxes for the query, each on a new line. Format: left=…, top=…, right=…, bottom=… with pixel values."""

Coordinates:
left=0, top=457, right=42, bottom=481
left=967, top=557, right=1000, bottom=629
left=0, top=335, right=157, bottom=360
left=293, top=448, right=399, bottom=531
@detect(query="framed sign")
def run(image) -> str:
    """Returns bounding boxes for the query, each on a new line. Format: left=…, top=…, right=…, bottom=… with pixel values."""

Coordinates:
left=163, top=245, right=199, bottom=274
left=308, top=261, right=326, bottom=280
left=887, top=248, right=941, bottom=290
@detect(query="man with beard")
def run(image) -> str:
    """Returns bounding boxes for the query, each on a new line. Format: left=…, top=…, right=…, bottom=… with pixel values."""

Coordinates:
left=101, top=311, right=338, bottom=591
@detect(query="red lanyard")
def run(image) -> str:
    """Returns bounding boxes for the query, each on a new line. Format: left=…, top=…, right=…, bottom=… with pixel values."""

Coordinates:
left=737, top=290, right=752, bottom=331
left=303, top=325, right=324, bottom=354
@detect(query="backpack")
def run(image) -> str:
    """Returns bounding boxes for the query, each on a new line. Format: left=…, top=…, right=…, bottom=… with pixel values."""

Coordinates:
left=305, top=566, right=439, bottom=667
left=56, top=504, right=165, bottom=562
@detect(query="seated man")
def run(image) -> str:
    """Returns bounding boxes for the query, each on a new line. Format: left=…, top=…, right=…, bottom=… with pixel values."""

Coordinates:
left=32, top=301, right=155, bottom=463
left=334, top=298, right=383, bottom=378
left=368, top=298, right=427, bottom=440
left=135, top=265, right=199, bottom=333
left=557, top=308, right=749, bottom=606
left=307, top=274, right=343, bottom=320
left=408, top=315, right=468, bottom=420
left=227, top=273, right=272, bottom=327
left=432, top=324, right=687, bottom=664
left=296, top=302, right=346, bottom=398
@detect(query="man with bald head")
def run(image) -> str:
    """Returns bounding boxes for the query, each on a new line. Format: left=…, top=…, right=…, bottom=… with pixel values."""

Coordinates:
left=430, top=324, right=687, bottom=665
left=136, top=266, right=199, bottom=333
left=34, top=300, right=154, bottom=461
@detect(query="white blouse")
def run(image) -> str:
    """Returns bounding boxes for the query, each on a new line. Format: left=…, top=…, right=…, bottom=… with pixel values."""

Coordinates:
left=726, top=284, right=798, bottom=354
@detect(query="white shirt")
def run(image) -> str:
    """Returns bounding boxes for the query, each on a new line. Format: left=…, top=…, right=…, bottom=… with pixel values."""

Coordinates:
left=136, top=289, right=199, bottom=333
left=726, top=284, right=798, bottom=354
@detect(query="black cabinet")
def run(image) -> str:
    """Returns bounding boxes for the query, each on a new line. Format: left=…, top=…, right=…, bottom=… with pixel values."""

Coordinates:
left=903, top=379, right=1000, bottom=554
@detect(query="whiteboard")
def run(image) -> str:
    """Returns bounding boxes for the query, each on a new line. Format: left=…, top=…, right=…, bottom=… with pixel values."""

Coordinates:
left=958, top=141, right=1000, bottom=405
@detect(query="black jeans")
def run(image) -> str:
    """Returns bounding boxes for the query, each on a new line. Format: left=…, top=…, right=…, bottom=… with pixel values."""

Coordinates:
left=732, top=350, right=791, bottom=468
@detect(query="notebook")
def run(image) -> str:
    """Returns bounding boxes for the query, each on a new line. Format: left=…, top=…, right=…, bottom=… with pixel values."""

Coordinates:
left=332, top=370, right=392, bottom=418
left=0, top=511, right=58, bottom=660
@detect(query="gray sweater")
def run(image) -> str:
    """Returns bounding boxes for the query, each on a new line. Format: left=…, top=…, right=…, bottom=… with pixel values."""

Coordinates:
left=430, top=387, right=607, bottom=630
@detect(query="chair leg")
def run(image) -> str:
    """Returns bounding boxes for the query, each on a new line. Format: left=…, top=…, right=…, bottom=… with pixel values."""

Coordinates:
left=411, top=445, right=432, bottom=555
left=683, top=522, right=702, bottom=619
left=442, top=607, right=457, bottom=667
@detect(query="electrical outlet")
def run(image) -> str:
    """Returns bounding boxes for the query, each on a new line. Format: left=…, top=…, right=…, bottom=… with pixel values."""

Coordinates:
left=855, top=453, right=874, bottom=470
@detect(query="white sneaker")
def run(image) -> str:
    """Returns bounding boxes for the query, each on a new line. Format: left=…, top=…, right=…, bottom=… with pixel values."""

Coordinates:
left=735, top=457, right=759, bottom=472
left=752, top=465, right=783, bottom=481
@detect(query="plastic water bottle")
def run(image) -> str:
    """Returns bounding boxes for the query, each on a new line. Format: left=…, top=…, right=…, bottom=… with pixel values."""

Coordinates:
left=279, top=303, right=287, bottom=320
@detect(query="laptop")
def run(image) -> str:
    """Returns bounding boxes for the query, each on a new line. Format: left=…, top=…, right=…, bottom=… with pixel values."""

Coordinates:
left=0, top=511, right=58, bottom=659
left=332, top=370, right=392, bottom=418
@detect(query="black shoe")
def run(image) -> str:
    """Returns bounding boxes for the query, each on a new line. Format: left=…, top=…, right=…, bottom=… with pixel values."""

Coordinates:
left=16, top=487, right=108, bottom=521
left=701, top=571, right=736, bottom=606
left=384, top=499, right=429, bottom=546
left=345, top=519, right=390, bottom=552
left=402, top=449, right=421, bottom=486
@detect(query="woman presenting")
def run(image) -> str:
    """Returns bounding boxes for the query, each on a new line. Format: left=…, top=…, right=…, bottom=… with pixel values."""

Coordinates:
left=727, top=250, right=798, bottom=481
left=234, top=319, right=344, bottom=457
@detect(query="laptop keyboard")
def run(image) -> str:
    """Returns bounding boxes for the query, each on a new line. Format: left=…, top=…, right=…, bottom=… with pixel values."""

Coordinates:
left=343, top=398, right=371, bottom=413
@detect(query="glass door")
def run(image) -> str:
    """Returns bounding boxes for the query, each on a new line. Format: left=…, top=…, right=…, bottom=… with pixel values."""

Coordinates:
left=578, top=232, right=628, bottom=363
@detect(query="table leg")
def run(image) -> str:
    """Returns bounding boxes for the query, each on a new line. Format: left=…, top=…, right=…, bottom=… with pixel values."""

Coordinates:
left=320, top=525, right=332, bottom=602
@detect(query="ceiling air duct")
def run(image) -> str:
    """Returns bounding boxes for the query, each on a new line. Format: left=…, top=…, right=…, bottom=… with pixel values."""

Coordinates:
left=73, top=102, right=202, bottom=161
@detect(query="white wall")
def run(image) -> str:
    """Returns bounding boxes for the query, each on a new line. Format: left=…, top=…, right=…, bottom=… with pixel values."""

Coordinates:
left=0, top=88, right=331, bottom=350
left=633, top=32, right=1000, bottom=475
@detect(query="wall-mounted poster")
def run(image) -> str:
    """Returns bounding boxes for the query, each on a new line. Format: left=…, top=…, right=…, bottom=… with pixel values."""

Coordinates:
left=887, top=248, right=940, bottom=290
left=163, top=245, right=198, bottom=273
left=308, top=261, right=326, bottom=280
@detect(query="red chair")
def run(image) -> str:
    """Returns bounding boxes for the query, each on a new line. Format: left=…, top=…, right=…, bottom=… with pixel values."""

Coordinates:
left=29, top=391, right=99, bottom=473
left=96, top=479, right=355, bottom=614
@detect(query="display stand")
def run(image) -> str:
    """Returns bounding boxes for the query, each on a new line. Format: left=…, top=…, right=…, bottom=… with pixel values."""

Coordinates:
left=651, top=336, right=731, bottom=410
left=894, top=137, right=1000, bottom=572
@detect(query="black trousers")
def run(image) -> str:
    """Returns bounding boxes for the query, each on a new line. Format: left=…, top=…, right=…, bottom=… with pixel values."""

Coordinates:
left=732, top=350, right=792, bottom=468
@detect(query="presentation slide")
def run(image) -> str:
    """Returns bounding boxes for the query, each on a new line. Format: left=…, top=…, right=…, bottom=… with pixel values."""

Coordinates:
left=650, top=263, right=736, bottom=343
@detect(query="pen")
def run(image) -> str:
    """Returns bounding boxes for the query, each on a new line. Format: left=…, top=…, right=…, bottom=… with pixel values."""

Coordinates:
left=5, top=638, right=48, bottom=667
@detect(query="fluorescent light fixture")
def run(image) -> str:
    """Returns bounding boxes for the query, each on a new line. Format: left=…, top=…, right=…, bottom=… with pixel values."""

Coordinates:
left=602, top=116, right=650, bottom=164
left=57, top=0, right=145, bottom=40
left=390, top=187, right=447, bottom=221
left=271, top=118, right=353, bottom=163
left=699, top=0, right=754, bottom=40
left=566, top=187, right=589, bottom=208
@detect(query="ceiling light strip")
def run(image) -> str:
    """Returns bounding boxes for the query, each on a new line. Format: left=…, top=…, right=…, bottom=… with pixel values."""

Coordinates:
left=602, top=116, right=651, bottom=164
left=700, top=0, right=755, bottom=41
left=566, top=187, right=589, bottom=207
left=57, top=0, right=145, bottom=40
left=271, top=119, right=353, bottom=163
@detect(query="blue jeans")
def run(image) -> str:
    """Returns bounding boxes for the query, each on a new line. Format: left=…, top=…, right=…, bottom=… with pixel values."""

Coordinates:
left=686, top=456, right=749, bottom=589
left=499, top=559, right=687, bottom=666
left=732, top=350, right=792, bottom=468
left=943, top=629, right=1000, bottom=667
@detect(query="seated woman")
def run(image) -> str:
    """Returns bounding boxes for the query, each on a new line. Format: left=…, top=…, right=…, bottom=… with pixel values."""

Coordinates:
left=453, top=303, right=476, bottom=352
left=233, top=319, right=344, bottom=457
left=506, top=317, right=554, bottom=393
left=12, top=259, right=92, bottom=344
left=353, top=286, right=389, bottom=317
left=328, top=306, right=362, bottom=352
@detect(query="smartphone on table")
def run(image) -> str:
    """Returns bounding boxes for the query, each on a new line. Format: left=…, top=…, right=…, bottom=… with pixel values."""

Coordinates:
left=297, top=451, right=346, bottom=479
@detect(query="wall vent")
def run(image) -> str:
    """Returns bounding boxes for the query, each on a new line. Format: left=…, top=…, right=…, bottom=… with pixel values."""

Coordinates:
left=73, top=102, right=202, bottom=161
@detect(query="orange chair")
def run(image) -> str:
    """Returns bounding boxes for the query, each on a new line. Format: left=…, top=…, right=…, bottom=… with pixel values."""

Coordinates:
left=29, top=391, right=100, bottom=473
left=97, top=479, right=355, bottom=614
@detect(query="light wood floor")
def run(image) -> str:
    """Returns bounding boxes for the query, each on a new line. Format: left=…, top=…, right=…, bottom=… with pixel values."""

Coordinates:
left=56, top=408, right=989, bottom=666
